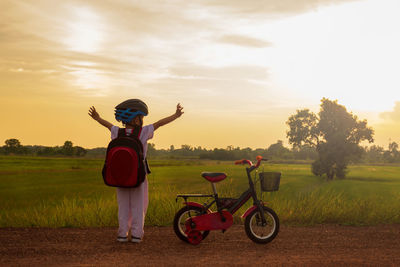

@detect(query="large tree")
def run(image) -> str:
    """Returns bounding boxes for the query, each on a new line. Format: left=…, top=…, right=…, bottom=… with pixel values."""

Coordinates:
left=4, top=138, right=23, bottom=154
left=286, top=98, right=374, bottom=180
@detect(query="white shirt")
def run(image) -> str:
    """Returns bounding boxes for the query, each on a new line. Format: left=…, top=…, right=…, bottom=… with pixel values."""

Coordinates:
left=110, top=124, right=154, bottom=158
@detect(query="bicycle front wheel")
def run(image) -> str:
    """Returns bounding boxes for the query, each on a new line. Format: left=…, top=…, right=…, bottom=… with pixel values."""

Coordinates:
left=244, top=206, right=279, bottom=244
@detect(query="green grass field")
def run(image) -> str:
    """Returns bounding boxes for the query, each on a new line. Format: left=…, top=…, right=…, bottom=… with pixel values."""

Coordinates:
left=1, top=156, right=399, bottom=227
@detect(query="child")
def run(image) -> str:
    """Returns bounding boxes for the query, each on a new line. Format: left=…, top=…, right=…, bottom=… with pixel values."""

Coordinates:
left=88, top=99, right=183, bottom=243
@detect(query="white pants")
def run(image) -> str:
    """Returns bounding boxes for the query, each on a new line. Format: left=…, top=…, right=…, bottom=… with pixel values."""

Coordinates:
left=116, top=179, right=148, bottom=238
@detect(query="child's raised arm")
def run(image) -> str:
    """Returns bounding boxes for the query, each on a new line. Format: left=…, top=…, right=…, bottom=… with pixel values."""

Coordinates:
left=88, top=106, right=113, bottom=130
left=153, top=103, right=184, bottom=131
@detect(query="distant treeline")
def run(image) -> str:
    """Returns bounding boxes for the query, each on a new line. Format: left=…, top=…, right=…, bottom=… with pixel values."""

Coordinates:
left=2, top=138, right=399, bottom=164
left=146, top=142, right=400, bottom=164
left=147, top=141, right=317, bottom=161
left=0, top=139, right=87, bottom=157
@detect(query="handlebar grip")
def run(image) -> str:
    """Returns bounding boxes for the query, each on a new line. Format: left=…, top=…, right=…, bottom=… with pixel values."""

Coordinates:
left=256, top=156, right=268, bottom=161
left=235, top=159, right=252, bottom=166
left=235, top=156, right=266, bottom=168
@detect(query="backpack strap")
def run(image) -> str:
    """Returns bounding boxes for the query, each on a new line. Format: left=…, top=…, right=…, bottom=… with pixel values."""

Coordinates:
left=145, top=159, right=151, bottom=174
left=132, top=126, right=142, bottom=138
left=117, top=127, right=151, bottom=174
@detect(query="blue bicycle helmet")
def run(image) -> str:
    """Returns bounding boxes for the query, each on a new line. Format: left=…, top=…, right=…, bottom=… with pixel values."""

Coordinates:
left=115, top=99, right=148, bottom=123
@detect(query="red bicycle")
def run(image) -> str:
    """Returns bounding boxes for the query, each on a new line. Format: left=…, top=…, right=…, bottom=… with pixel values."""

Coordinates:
left=173, top=156, right=281, bottom=245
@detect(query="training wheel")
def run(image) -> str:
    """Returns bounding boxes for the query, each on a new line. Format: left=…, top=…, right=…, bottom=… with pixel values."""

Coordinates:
left=187, top=230, right=203, bottom=245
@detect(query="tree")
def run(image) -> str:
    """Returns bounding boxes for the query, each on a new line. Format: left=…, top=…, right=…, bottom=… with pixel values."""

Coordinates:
left=286, top=109, right=319, bottom=149
left=364, top=145, right=384, bottom=163
left=383, top=141, right=400, bottom=163
left=61, top=141, right=74, bottom=156
left=267, top=140, right=291, bottom=159
left=286, top=98, right=374, bottom=180
left=293, top=144, right=317, bottom=160
left=147, top=143, right=157, bottom=157
left=73, top=146, right=87, bottom=157
left=4, top=138, right=22, bottom=154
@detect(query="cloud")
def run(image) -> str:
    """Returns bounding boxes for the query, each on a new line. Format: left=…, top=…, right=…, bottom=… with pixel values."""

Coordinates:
left=217, top=35, right=272, bottom=48
left=380, top=102, right=400, bottom=122
left=138, top=63, right=275, bottom=117
left=199, top=0, right=359, bottom=17
left=0, top=0, right=361, bottom=99
left=169, top=64, right=268, bottom=81
left=0, top=1, right=208, bottom=80
left=70, top=0, right=213, bottom=40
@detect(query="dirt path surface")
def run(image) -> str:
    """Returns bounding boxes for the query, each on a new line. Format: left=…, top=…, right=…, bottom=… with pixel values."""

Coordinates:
left=1, top=225, right=399, bottom=266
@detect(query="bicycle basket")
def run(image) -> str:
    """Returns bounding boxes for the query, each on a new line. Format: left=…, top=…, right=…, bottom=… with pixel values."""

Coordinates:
left=259, top=172, right=281, bottom=192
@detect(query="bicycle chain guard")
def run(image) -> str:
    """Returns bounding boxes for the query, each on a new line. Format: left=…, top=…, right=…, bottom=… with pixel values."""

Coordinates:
left=185, top=211, right=233, bottom=232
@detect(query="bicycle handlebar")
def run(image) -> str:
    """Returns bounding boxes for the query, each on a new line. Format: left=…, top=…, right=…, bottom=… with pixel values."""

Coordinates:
left=234, top=156, right=268, bottom=168
left=234, top=159, right=253, bottom=166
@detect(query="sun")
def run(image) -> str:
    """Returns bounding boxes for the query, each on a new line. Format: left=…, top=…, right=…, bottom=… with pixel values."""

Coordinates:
left=63, top=7, right=103, bottom=53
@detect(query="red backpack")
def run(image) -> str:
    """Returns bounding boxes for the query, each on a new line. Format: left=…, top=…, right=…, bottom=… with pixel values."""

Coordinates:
left=102, top=127, right=147, bottom=188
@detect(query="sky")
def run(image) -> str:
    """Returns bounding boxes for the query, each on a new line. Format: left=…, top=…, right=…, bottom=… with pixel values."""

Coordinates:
left=1, top=0, right=400, bottom=149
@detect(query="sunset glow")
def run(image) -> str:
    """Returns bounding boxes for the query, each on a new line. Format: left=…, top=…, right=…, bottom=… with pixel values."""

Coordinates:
left=1, top=0, right=400, bottom=149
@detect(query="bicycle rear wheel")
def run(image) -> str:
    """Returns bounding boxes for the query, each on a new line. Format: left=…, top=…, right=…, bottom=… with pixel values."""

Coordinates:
left=173, top=205, right=210, bottom=243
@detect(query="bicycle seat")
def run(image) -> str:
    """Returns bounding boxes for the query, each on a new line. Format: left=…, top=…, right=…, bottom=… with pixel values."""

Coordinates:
left=201, top=172, right=227, bottom=183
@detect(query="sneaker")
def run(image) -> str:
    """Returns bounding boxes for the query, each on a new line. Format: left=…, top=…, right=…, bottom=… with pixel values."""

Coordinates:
left=117, top=236, right=128, bottom=242
left=131, top=236, right=142, bottom=243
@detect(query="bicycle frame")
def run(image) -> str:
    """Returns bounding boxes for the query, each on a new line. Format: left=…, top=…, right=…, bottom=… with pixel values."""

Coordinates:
left=176, top=163, right=267, bottom=224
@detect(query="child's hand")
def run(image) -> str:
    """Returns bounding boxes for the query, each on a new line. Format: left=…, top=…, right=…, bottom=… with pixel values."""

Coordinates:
left=175, top=103, right=184, bottom=117
left=88, top=106, right=100, bottom=121
left=153, top=103, right=184, bottom=130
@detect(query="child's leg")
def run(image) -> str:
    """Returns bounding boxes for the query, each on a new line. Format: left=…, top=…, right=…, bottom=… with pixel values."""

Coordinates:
left=127, top=192, right=133, bottom=231
left=117, top=187, right=130, bottom=237
left=130, top=178, right=148, bottom=238
left=143, top=178, right=149, bottom=214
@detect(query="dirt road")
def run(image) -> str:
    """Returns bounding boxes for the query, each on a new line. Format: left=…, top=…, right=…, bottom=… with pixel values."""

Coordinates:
left=1, top=224, right=399, bottom=266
